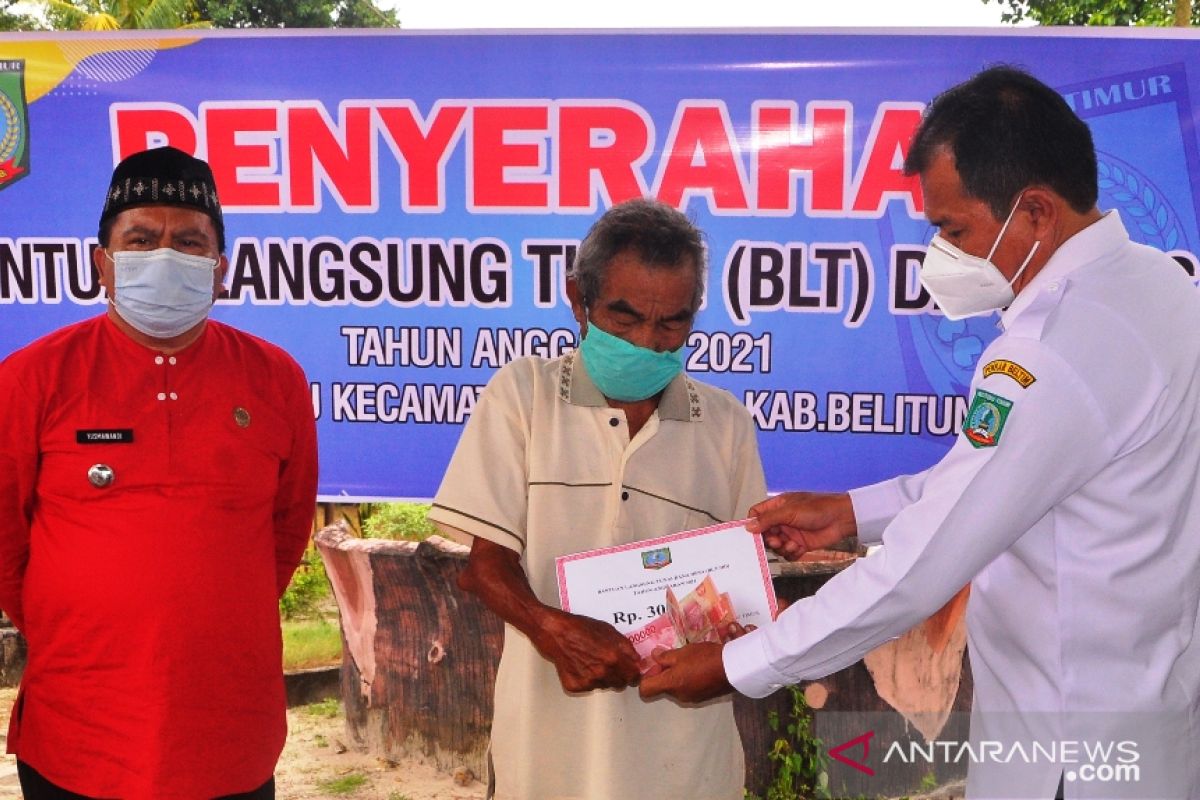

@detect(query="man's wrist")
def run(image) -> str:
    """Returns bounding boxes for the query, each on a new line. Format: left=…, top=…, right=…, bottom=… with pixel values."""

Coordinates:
left=527, top=603, right=565, bottom=650
left=834, top=492, right=858, bottom=538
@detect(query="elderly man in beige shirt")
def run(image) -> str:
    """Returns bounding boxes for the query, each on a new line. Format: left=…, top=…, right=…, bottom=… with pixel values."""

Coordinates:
left=429, top=198, right=766, bottom=800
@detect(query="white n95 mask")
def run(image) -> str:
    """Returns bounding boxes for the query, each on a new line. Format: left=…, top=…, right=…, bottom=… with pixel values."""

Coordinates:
left=919, top=195, right=1040, bottom=321
left=110, top=248, right=218, bottom=338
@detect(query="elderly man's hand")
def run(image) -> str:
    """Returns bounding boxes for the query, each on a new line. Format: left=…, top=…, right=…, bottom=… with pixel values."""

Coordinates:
left=535, top=609, right=641, bottom=693
left=747, top=492, right=856, bottom=561
left=638, top=642, right=732, bottom=703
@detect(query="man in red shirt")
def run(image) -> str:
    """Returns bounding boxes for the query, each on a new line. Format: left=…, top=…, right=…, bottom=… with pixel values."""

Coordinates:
left=0, top=147, right=319, bottom=799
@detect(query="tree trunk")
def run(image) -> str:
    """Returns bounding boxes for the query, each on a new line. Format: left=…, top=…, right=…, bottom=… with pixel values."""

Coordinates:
left=316, top=523, right=503, bottom=777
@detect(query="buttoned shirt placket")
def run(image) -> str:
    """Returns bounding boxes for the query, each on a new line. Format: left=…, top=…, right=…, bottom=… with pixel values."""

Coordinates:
left=600, top=407, right=662, bottom=539
left=151, top=351, right=182, bottom=469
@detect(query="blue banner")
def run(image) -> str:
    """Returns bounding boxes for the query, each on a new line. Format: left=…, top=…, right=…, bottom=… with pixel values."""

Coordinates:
left=1, top=29, right=1198, bottom=499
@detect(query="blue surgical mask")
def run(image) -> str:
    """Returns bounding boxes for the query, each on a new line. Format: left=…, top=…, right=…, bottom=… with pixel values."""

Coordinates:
left=578, top=317, right=684, bottom=402
left=108, top=248, right=217, bottom=338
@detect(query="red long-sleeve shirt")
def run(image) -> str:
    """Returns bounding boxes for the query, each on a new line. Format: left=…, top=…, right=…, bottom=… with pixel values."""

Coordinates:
left=0, top=314, right=318, bottom=799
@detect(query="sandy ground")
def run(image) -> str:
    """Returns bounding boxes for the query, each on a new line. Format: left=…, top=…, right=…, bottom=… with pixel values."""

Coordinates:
left=0, top=687, right=486, bottom=800
left=0, top=685, right=966, bottom=799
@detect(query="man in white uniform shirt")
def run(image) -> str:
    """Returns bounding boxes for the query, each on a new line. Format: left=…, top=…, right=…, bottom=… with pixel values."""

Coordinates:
left=429, top=198, right=766, bottom=800
left=642, top=67, right=1200, bottom=799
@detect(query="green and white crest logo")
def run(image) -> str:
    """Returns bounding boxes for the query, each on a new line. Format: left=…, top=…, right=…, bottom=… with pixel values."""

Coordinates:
left=641, top=547, right=671, bottom=570
left=0, top=60, right=29, bottom=190
left=964, top=389, right=1013, bottom=448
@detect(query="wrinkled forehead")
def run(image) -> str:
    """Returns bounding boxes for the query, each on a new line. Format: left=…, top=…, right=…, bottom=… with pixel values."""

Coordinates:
left=596, top=250, right=698, bottom=310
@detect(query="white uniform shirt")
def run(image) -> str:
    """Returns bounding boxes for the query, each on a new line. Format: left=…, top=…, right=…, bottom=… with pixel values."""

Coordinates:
left=430, top=352, right=766, bottom=800
left=724, top=212, right=1200, bottom=798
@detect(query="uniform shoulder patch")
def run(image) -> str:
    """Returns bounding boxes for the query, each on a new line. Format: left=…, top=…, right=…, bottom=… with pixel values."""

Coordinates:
left=964, top=389, right=1013, bottom=448
left=982, top=359, right=1036, bottom=388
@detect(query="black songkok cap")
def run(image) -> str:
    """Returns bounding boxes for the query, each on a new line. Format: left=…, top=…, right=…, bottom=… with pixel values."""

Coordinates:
left=99, top=146, right=224, bottom=249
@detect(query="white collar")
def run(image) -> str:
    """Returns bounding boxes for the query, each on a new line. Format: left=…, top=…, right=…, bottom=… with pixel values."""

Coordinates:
left=999, top=210, right=1128, bottom=330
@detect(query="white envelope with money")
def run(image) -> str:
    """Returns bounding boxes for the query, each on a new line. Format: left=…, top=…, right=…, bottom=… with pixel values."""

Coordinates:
left=555, top=519, right=779, bottom=663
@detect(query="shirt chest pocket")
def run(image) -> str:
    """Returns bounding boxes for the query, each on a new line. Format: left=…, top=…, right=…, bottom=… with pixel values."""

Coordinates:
left=188, top=403, right=293, bottom=495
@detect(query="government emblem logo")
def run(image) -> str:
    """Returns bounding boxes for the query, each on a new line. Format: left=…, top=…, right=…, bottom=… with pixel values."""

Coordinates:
left=964, top=389, right=1013, bottom=448
left=641, top=547, right=671, bottom=570
left=0, top=60, right=29, bottom=190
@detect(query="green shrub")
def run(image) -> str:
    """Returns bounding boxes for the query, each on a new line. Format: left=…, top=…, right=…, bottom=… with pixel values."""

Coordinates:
left=920, top=770, right=939, bottom=791
left=745, top=685, right=830, bottom=800
left=279, top=547, right=331, bottom=620
left=361, top=502, right=438, bottom=542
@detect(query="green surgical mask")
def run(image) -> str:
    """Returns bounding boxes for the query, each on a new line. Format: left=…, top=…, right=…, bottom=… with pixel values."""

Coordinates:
left=578, top=318, right=684, bottom=402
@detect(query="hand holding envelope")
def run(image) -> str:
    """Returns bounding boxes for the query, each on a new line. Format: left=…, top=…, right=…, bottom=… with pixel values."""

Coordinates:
left=535, top=607, right=642, bottom=692
left=640, top=497, right=856, bottom=703
left=747, top=491, right=857, bottom=560
left=635, top=575, right=757, bottom=701
left=627, top=574, right=752, bottom=676
left=638, top=641, right=733, bottom=703
left=555, top=520, right=778, bottom=692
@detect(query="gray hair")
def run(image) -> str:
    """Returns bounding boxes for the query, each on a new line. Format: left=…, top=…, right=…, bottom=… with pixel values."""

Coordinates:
left=570, top=198, right=707, bottom=311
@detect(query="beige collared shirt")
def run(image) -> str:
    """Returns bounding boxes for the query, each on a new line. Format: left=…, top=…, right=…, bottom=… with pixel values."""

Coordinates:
left=431, top=351, right=766, bottom=800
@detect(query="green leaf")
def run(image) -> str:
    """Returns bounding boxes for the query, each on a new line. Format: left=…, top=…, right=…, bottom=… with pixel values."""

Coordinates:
left=989, top=0, right=1179, bottom=26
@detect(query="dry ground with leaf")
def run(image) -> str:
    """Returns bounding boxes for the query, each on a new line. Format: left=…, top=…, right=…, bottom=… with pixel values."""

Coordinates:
left=0, top=688, right=485, bottom=800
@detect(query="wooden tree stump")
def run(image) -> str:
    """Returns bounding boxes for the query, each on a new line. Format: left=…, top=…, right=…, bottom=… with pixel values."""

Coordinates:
left=315, top=523, right=503, bottom=777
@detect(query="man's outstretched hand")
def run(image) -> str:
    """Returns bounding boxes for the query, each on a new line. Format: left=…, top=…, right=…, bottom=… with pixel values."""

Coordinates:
left=638, top=642, right=732, bottom=704
left=747, top=492, right=856, bottom=561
